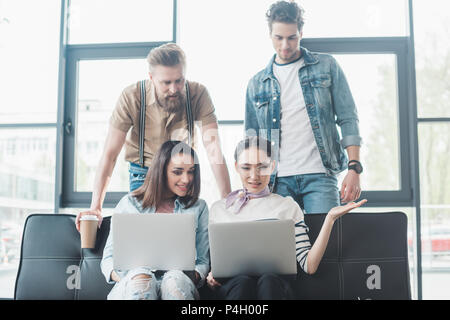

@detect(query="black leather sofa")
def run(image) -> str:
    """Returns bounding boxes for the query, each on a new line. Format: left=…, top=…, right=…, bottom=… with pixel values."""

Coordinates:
left=14, top=212, right=411, bottom=300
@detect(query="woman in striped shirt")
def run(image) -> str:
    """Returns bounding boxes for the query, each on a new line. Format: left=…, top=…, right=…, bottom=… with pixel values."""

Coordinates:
left=207, top=136, right=366, bottom=299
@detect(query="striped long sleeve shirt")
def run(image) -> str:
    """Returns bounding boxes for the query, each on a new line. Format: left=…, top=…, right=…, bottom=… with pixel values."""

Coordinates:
left=209, top=193, right=310, bottom=274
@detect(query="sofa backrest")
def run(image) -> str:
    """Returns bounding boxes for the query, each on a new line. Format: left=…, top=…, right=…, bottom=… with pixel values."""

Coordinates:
left=15, top=214, right=113, bottom=300
left=296, top=213, right=411, bottom=300
left=14, top=212, right=411, bottom=300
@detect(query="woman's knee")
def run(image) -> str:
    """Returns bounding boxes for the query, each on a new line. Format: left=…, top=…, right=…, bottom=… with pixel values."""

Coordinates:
left=257, top=273, right=293, bottom=300
left=257, top=273, right=281, bottom=285
left=221, top=275, right=257, bottom=300
left=232, top=275, right=256, bottom=287
left=160, top=270, right=197, bottom=300
left=131, top=273, right=152, bottom=280
left=124, top=273, right=157, bottom=300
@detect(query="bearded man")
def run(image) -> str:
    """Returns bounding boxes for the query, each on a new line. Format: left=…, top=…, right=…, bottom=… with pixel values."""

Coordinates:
left=75, top=43, right=231, bottom=231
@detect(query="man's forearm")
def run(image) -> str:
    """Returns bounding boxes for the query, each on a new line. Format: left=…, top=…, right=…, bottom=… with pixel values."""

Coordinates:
left=209, top=158, right=231, bottom=198
left=90, top=155, right=117, bottom=211
left=200, top=122, right=232, bottom=198
left=346, top=145, right=360, bottom=162
left=205, top=141, right=231, bottom=198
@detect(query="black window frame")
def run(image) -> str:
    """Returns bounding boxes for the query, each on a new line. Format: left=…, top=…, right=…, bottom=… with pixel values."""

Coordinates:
left=57, top=0, right=178, bottom=208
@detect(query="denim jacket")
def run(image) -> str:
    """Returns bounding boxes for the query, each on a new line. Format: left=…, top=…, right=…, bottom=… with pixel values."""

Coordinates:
left=245, top=47, right=362, bottom=180
left=100, top=194, right=210, bottom=288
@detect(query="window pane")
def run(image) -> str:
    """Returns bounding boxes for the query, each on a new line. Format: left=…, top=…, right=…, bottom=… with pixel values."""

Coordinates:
left=180, top=0, right=406, bottom=121
left=0, top=0, right=60, bottom=123
left=75, top=59, right=148, bottom=192
left=413, top=0, right=450, bottom=118
left=179, top=0, right=274, bottom=121
left=334, top=54, right=400, bottom=191
left=196, top=124, right=245, bottom=206
left=419, top=123, right=450, bottom=300
left=0, top=127, right=56, bottom=298
left=68, top=0, right=173, bottom=44
left=299, top=0, right=408, bottom=38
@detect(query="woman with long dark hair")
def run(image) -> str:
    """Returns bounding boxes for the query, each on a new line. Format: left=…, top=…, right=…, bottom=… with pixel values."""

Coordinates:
left=101, top=140, right=209, bottom=300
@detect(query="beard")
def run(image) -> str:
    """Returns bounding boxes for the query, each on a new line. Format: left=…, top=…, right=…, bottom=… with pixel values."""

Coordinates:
left=158, top=91, right=185, bottom=114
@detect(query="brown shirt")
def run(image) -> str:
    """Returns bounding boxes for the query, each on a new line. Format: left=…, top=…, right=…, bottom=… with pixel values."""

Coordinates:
left=110, top=79, right=217, bottom=167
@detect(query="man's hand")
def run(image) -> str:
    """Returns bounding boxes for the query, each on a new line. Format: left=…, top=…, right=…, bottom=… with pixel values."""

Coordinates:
left=340, top=170, right=361, bottom=203
left=75, top=209, right=103, bottom=232
left=206, top=272, right=221, bottom=289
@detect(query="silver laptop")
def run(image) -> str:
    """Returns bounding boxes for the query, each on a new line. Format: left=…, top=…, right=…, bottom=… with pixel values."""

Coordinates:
left=112, top=213, right=196, bottom=271
left=209, top=219, right=297, bottom=278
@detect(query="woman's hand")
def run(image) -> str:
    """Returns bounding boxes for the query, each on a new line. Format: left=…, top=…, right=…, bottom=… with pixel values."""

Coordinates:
left=111, top=270, right=120, bottom=282
left=327, top=199, right=368, bottom=223
left=206, top=272, right=221, bottom=289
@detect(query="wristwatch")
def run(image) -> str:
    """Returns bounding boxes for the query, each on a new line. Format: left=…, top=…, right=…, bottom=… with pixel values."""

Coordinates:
left=348, top=160, right=363, bottom=174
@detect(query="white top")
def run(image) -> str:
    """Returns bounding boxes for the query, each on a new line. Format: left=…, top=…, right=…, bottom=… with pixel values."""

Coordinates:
left=80, top=215, right=99, bottom=221
left=273, top=57, right=326, bottom=177
left=210, top=193, right=311, bottom=273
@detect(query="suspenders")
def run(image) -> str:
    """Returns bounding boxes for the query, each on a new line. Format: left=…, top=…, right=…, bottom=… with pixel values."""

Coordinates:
left=138, top=80, right=193, bottom=168
left=138, top=80, right=147, bottom=168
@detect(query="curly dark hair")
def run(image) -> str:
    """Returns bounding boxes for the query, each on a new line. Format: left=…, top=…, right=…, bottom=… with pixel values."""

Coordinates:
left=266, top=1, right=305, bottom=32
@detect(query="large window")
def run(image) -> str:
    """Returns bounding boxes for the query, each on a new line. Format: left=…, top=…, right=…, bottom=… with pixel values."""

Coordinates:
left=0, top=1, right=60, bottom=123
left=75, top=59, right=148, bottom=192
left=179, top=0, right=412, bottom=207
left=61, top=0, right=176, bottom=207
left=413, top=0, right=450, bottom=300
left=334, top=54, right=400, bottom=192
left=0, top=0, right=61, bottom=298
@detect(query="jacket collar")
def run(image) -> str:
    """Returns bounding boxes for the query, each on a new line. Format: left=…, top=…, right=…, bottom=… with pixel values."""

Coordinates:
left=261, top=46, right=319, bottom=82
left=174, top=197, right=192, bottom=210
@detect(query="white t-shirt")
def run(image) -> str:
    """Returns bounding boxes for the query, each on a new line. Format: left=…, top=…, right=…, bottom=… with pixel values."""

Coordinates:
left=273, top=57, right=326, bottom=177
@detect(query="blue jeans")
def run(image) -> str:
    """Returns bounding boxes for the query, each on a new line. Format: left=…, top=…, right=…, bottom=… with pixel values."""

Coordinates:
left=273, top=173, right=340, bottom=214
left=129, top=162, right=149, bottom=192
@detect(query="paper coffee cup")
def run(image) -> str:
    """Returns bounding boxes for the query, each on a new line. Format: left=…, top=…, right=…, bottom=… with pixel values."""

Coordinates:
left=80, top=215, right=99, bottom=249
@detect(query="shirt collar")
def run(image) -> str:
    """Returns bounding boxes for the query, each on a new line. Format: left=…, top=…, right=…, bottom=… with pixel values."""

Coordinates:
left=261, top=47, right=319, bottom=82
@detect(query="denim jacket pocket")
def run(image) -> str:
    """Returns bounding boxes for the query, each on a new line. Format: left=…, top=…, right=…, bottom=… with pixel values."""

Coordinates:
left=254, top=96, right=270, bottom=128
left=310, top=75, right=332, bottom=88
left=310, top=74, right=332, bottom=108
left=255, top=97, right=270, bottom=109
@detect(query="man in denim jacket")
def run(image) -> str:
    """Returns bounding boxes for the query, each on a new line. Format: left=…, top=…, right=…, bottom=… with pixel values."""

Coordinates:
left=245, top=1, right=362, bottom=213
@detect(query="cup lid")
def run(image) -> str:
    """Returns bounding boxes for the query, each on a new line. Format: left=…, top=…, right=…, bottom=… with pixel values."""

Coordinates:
left=80, top=215, right=99, bottom=221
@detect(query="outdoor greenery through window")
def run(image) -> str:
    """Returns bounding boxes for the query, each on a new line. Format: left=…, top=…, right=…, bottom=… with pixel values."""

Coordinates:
left=413, top=0, right=450, bottom=299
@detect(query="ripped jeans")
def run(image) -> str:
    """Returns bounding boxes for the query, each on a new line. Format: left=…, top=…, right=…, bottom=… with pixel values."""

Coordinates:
left=107, top=267, right=199, bottom=300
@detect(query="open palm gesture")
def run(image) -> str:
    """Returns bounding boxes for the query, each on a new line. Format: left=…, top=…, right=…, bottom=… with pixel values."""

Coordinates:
left=327, top=199, right=368, bottom=222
